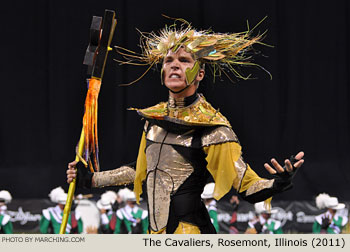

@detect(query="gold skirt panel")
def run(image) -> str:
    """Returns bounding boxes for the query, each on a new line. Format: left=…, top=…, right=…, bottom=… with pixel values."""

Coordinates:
left=173, top=222, right=201, bottom=234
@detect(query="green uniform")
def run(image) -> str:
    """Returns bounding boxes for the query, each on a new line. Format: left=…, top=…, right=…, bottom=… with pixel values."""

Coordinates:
left=248, top=215, right=283, bottom=234
left=313, top=211, right=348, bottom=234
left=263, top=218, right=283, bottom=234
left=0, top=212, right=13, bottom=234
left=40, top=205, right=83, bottom=234
left=99, top=210, right=115, bottom=234
left=114, top=205, right=148, bottom=234
left=206, top=201, right=219, bottom=233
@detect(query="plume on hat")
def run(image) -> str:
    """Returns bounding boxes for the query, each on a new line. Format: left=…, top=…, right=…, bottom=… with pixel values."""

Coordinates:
left=0, top=190, right=12, bottom=204
left=315, top=193, right=331, bottom=209
left=102, top=191, right=118, bottom=204
left=48, top=187, right=65, bottom=203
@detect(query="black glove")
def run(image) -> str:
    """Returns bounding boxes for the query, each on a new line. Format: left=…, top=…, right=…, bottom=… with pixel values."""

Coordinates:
left=254, top=222, right=263, bottom=233
left=272, top=155, right=299, bottom=192
left=321, top=217, right=330, bottom=229
left=76, top=162, right=93, bottom=189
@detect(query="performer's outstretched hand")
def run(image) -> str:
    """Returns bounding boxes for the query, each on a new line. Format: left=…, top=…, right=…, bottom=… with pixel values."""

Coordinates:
left=263, top=151, right=304, bottom=192
left=264, top=151, right=304, bottom=175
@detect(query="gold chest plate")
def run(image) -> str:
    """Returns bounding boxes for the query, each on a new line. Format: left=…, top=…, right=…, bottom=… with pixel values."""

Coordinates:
left=145, top=141, right=194, bottom=231
left=144, top=123, right=237, bottom=232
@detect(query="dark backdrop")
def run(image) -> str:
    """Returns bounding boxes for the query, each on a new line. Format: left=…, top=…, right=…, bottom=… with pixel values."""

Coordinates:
left=1, top=0, right=349, bottom=201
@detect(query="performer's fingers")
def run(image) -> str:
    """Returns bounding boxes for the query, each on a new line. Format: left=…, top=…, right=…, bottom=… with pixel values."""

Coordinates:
left=295, top=151, right=304, bottom=160
left=294, top=159, right=304, bottom=168
left=271, top=158, right=284, bottom=173
left=67, top=175, right=74, bottom=183
left=264, top=163, right=277, bottom=174
left=66, top=169, right=76, bottom=175
left=68, top=160, right=78, bottom=169
left=67, top=173, right=76, bottom=183
left=68, top=161, right=78, bottom=168
left=285, top=159, right=293, bottom=172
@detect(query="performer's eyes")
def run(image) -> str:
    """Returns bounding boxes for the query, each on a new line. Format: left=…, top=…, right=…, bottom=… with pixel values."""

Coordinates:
left=179, top=57, right=191, bottom=62
left=164, top=58, right=173, bottom=63
left=163, top=56, right=191, bottom=64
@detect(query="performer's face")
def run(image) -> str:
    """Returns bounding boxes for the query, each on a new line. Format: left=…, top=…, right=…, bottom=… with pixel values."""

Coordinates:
left=329, top=208, right=336, bottom=215
left=127, top=200, right=136, bottom=207
left=261, top=213, right=270, bottom=220
left=58, top=203, right=65, bottom=210
left=162, top=47, right=204, bottom=96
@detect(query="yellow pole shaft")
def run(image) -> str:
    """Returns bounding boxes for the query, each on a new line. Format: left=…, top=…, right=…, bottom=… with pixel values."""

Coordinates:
left=59, top=129, right=85, bottom=234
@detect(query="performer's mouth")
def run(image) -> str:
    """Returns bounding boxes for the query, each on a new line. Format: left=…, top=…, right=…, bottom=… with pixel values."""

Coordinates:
left=169, top=73, right=181, bottom=79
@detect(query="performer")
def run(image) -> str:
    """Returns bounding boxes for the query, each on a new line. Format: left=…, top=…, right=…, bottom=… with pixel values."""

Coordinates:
left=313, top=193, right=348, bottom=234
left=40, top=187, right=83, bottom=234
left=114, top=190, right=148, bottom=234
left=228, top=195, right=240, bottom=234
left=0, top=190, right=13, bottom=234
left=246, top=201, right=283, bottom=234
left=67, top=19, right=305, bottom=234
left=97, top=190, right=118, bottom=234
left=115, top=187, right=131, bottom=210
left=201, top=183, right=219, bottom=233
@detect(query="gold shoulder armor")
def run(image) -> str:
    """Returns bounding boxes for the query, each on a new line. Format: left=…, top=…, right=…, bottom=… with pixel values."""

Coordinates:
left=130, top=94, right=232, bottom=128
left=201, top=126, right=239, bottom=147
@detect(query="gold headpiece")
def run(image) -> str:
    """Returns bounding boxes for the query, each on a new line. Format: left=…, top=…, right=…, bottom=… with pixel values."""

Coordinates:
left=115, top=17, right=271, bottom=85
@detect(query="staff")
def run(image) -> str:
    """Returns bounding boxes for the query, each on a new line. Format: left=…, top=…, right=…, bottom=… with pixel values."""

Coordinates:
left=60, top=9, right=117, bottom=234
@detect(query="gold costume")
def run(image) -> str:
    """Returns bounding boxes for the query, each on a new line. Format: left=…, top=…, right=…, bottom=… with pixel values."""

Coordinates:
left=77, top=16, right=295, bottom=234
left=93, top=93, right=275, bottom=234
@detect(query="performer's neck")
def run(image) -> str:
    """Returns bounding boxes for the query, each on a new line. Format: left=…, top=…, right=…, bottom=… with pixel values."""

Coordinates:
left=168, top=91, right=198, bottom=108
